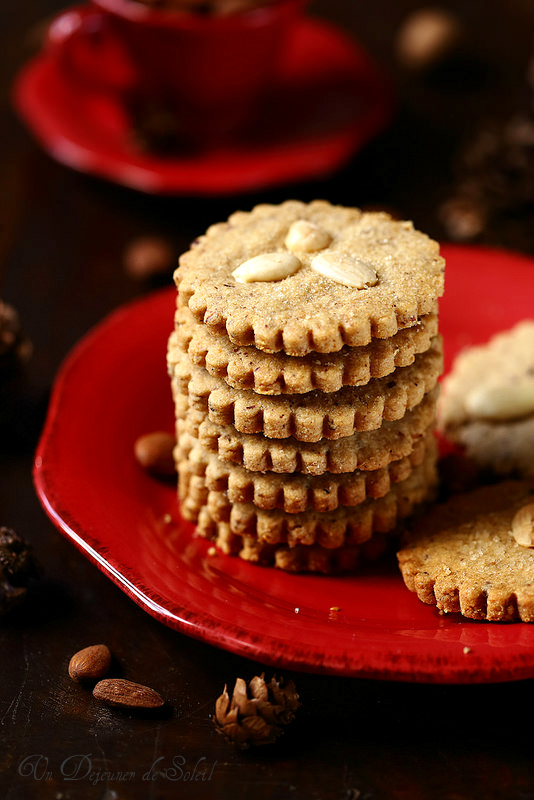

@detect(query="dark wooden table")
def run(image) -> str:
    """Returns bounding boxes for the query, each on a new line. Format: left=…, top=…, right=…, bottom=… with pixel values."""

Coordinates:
left=3, top=1, right=534, bottom=798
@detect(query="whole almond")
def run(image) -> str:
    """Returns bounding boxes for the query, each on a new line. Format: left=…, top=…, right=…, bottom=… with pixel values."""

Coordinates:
left=68, top=644, right=112, bottom=683
left=93, top=678, right=165, bottom=710
left=285, top=220, right=332, bottom=253
left=134, top=431, right=176, bottom=476
left=465, top=381, right=534, bottom=421
left=123, top=236, right=175, bottom=280
left=310, top=251, right=378, bottom=289
left=511, top=503, right=534, bottom=547
left=232, top=252, right=301, bottom=283
left=396, top=8, right=461, bottom=70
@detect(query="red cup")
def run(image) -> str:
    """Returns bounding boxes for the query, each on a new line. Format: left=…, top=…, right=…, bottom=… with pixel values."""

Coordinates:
left=46, top=0, right=307, bottom=144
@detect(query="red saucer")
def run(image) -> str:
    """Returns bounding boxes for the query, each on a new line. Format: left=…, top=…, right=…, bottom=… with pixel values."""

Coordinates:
left=12, top=10, right=392, bottom=195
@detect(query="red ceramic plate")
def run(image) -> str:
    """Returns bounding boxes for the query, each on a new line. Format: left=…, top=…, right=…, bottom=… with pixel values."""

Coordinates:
left=34, top=244, right=534, bottom=683
left=13, top=8, right=392, bottom=195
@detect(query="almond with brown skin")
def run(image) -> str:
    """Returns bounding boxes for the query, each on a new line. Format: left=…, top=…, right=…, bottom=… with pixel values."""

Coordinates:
left=93, top=678, right=165, bottom=710
left=134, top=431, right=176, bottom=476
left=68, top=644, right=112, bottom=683
left=123, top=236, right=175, bottom=280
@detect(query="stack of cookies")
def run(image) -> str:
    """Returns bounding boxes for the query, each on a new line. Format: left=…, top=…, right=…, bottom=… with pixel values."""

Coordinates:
left=167, top=200, right=445, bottom=572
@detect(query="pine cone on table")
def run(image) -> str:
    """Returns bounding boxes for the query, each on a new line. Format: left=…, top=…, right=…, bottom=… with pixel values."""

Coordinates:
left=439, top=72, right=534, bottom=252
left=0, top=301, right=31, bottom=374
left=0, top=527, right=38, bottom=615
left=214, top=674, right=300, bottom=748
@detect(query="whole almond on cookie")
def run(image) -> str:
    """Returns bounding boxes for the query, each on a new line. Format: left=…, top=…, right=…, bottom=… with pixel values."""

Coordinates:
left=511, top=503, right=534, bottom=547
left=285, top=219, right=332, bottom=252
left=93, top=678, right=165, bottom=710
left=68, top=644, right=112, bottom=682
left=310, top=251, right=378, bottom=289
left=465, top=381, right=534, bottom=421
left=232, top=252, right=301, bottom=283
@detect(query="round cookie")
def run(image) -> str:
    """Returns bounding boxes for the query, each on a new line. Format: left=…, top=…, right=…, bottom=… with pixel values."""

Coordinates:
left=171, top=306, right=439, bottom=395
left=175, top=200, right=445, bottom=356
left=178, top=386, right=440, bottom=475
left=184, top=457, right=438, bottom=549
left=176, top=426, right=436, bottom=513
left=397, top=481, right=534, bottom=622
left=169, top=337, right=443, bottom=441
left=206, top=524, right=391, bottom=573
left=439, top=320, right=534, bottom=478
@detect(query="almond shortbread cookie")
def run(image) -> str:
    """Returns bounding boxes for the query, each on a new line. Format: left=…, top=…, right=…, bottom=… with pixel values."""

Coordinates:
left=208, top=524, right=391, bottom=573
left=175, top=200, right=445, bottom=356
left=186, top=456, right=438, bottom=548
left=171, top=305, right=439, bottom=395
left=176, top=427, right=436, bottom=513
left=169, top=337, right=442, bottom=441
left=181, top=386, right=440, bottom=474
left=439, top=321, right=534, bottom=479
left=397, top=481, right=534, bottom=622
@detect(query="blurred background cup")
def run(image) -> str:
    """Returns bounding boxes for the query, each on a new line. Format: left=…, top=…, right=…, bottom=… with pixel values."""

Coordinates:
left=46, top=0, right=308, bottom=147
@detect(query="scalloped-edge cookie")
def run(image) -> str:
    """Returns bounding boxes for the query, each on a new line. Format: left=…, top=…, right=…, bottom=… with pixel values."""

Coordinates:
left=169, top=337, right=442, bottom=442
left=175, top=200, right=445, bottom=356
left=205, top=525, right=392, bottom=573
left=182, top=457, right=437, bottom=548
left=397, top=481, right=534, bottom=622
left=176, top=456, right=209, bottom=521
left=170, top=305, right=439, bottom=395
left=178, top=385, right=440, bottom=475
left=175, top=426, right=436, bottom=513
left=439, top=320, right=534, bottom=479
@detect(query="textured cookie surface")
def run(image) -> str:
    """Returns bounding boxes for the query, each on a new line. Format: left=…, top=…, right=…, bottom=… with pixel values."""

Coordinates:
left=397, top=481, right=534, bottom=622
left=175, top=200, right=445, bottom=356
left=170, top=306, right=439, bottom=395
left=178, top=385, right=440, bottom=475
left=176, top=427, right=436, bottom=513
left=206, top=526, right=391, bottom=573
left=439, top=321, right=534, bottom=478
left=440, top=321, right=534, bottom=429
left=169, top=337, right=442, bottom=442
left=185, top=457, right=437, bottom=548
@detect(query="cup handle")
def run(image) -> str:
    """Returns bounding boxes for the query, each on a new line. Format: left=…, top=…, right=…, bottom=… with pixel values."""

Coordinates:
left=45, top=5, right=138, bottom=93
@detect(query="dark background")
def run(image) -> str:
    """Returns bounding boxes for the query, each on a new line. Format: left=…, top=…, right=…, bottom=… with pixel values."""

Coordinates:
left=2, top=1, right=534, bottom=798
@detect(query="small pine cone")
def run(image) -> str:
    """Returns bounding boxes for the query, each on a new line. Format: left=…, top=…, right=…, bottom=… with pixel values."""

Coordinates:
left=0, top=527, right=39, bottom=614
left=214, top=674, right=300, bottom=748
left=0, top=301, right=32, bottom=373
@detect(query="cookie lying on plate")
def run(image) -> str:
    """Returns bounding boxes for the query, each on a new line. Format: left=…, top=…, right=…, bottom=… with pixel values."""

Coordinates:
left=397, top=481, right=534, bottom=622
left=439, top=320, right=534, bottom=479
left=209, top=527, right=392, bottom=574
left=184, top=453, right=438, bottom=548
